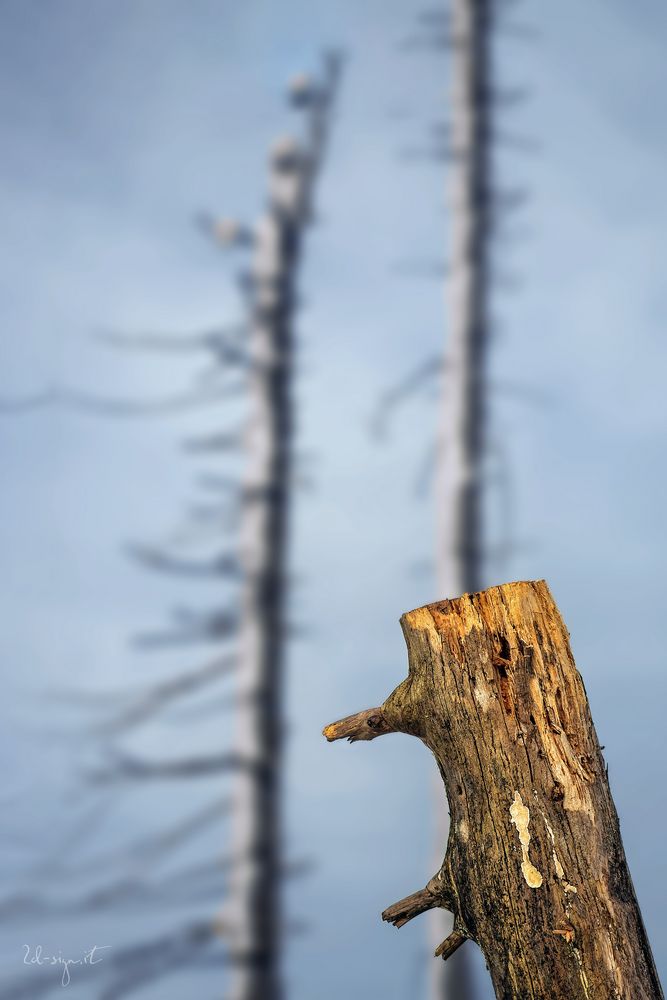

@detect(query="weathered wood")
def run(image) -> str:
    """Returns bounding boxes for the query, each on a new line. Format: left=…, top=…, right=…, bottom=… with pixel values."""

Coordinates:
left=324, top=580, right=663, bottom=1000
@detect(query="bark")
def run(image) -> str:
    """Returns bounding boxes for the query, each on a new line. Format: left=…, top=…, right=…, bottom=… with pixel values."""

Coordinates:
left=324, top=580, right=663, bottom=1000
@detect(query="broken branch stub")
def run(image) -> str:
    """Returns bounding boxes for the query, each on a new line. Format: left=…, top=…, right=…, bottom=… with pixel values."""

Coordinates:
left=323, top=707, right=395, bottom=743
left=323, top=580, right=663, bottom=1000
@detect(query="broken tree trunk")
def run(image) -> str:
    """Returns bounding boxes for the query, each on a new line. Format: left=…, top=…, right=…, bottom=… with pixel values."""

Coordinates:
left=324, top=580, right=663, bottom=1000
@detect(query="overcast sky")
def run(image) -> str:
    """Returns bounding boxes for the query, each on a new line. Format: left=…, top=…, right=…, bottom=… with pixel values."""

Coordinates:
left=0, top=1, right=666, bottom=997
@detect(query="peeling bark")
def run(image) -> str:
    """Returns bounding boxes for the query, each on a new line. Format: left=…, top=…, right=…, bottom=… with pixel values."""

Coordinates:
left=325, top=580, right=663, bottom=1000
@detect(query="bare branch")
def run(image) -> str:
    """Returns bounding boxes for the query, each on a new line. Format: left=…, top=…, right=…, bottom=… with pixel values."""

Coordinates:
left=195, top=211, right=254, bottom=248
left=492, top=84, right=530, bottom=109
left=0, top=862, right=229, bottom=923
left=127, top=543, right=240, bottom=579
left=197, top=472, right=240, bottom=493
left=493, top=127, right=541, bottom=154
left=21, top=791, right=119, bottom=880
left=60, top=797, right=233, bottom=876
left=164, top=688, right=244, bottom=722
left=96, top=654, right=236, bottom=733
left=381, top=871, right=449, bottom=929
left=0, top=384, right=242, bottom=418
left=95, top=324, right=246, bottom=361
left=370, top=355, right=443, bottom=440
left=322, top=707, right=395, bottom=743
left=496, top=20, right=539, bottom=41
left=182, top=430, right=243, bottom=453
left=89, top=750, right=254, bottom=784
left=382, top=888, right=439, bottom=928
left=490, top=377, right=555, bottom=408
left=100, top=920, right=223, bottom=999
left=133, top=607, right=238, bottom=650
left=435, top=930, right=468, bottom=960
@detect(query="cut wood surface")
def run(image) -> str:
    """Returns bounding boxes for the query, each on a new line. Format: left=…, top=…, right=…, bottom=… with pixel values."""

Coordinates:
left=324, top=580, right=663, bottom=1000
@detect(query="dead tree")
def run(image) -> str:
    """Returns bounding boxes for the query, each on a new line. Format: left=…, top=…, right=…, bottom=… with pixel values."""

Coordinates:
left=0, top=53, right=342, bottom=1000
left=324, top=580, right=664, bottom=1000
left=437, top=0, right=492, bottom=598
left=434, top=1, right=495, bottom=994
left=223, top=53, right=342, bottom=1000
left=392, top=8, right=504, bottom=994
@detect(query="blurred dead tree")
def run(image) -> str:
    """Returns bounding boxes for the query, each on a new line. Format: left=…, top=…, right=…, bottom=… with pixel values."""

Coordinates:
left=433, top=3, right=493, bottom=995
left=0, top=51, right=342, bottom=1000
left=378, top=2, right=534, bottom=997
left=220, top=53, right=343, bottom=1000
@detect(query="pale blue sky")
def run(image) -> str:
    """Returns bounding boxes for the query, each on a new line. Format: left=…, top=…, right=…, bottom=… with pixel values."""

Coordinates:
left=0, top=1, right=666, bottom=997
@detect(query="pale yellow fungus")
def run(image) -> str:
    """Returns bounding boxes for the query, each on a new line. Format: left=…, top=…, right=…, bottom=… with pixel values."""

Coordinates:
left=509, top=791, right=543, bottom=888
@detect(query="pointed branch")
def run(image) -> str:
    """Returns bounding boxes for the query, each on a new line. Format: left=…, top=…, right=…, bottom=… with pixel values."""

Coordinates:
left=197, top=472, right=240, bottom=493
left=493, top=127, right=541, bottom=154
left=182, top=430, right=242, bottom=453
left=493, top=84, right=530, bottom=109
left=67, top=797, right=233, bottom=876
left=127, top=543, right=240, bottom=579
left=323, top=707, right=395, bottom=743
left=89, top=750, right=254, bottom=784
left=85, top=857, right=234, bottom=909
left=133, top=607, right=238, bottom=649
left=0, top=384, right=240, bottom=418
left=435, top=930, right=467, bottom=961
left=164, top=688, right=246, bottom=723
left=46, top=653, right=234, bottom=716
left=381, top=875, right=446, bottom=928
left=95, top=325, right=246, bottom=362
left=0, top=857, right=231, bottom=923
left=195, top=212, right=254, bottom=248
left=492, top=185, right=531, bottom=219
left=96, top=655, right=236, bottom=734
left=97, top=923, right=218, bottom=1000
left=490, top=377, right=555, bottom=408
left=371, top=355, right=443, bottom=440
left=19, top=791, right=117, bottom=882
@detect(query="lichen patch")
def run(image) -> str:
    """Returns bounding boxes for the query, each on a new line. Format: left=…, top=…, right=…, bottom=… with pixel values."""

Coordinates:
left=473, top=684, right=492, bottom=711
left=554, top=854, right=565, bottom=880
left=510, top=791, right=543, bottom=889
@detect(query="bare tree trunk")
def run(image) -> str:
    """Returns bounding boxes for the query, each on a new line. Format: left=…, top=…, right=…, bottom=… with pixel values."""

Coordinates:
left=228, top=208, right=291, bottom=1000
left=324, top=580, right=664, bottom=1000
left=226, top=54, right=342, bottom=1000
left=435, top=0, right=492, bottom=995
left=0, top=53, right=342, bottom=1000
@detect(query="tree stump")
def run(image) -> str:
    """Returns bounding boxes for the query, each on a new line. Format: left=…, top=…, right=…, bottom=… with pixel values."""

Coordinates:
left=323, top=581, right=663, bottom=1000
